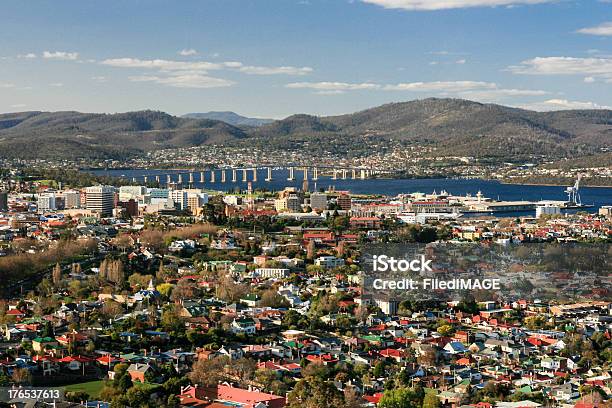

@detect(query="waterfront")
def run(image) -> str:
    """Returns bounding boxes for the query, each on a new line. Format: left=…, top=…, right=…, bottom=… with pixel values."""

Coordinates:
left=90, top=168, right=612, bottom=215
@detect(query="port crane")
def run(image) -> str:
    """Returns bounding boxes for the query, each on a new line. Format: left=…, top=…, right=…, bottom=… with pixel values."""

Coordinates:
left=565, top=174, right=582, bottom=205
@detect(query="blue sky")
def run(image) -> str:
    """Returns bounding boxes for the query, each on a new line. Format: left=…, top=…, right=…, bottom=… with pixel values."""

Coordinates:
left=1, top=0, right=611, bottom=118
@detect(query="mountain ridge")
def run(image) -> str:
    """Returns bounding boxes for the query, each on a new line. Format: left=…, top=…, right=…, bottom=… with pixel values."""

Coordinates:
left=1, top=98, right=610, bottom=161
left=182, top=111, right=273, bottom=127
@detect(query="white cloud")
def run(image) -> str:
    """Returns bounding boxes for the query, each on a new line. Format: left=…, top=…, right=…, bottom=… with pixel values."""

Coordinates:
left=458, top=88, right=549, bottom=102
left=101, top=58, right=222, bottom=72
left=508, top=56, right=612, bottom=81
left=286, top=81, right=381, bottom=90
left=128, top=74, right=235, bottom=89
left=43, top=51, right=79, bottom=60
left=101, top=56, right=310, bottom=89
left=383, top=80, right=497, bottom=92
left=178, top=48, right=198, bottom=56
left=518, top=99, right=612, bottom=111
left=456, top=59, right=467, bottom=64
left=238, top=65, right=313, bottom=75
left=577, top=22, right=612, bottom=36
left=101, top=57, right=312, bottom=77
left=10, top=104, right=27, bottom=109
left=361, top=0, right=556, bottom=11
left=49, top=82, right=64, bottom=87
left=0, top=83, right=15, bottom=88
left=92, top=76, right=107, bottom=82
left=584, top=76, right=595, bottom=83
left=18, top=53, right=37, bottom=59
left=286, top=80, right=547, bottom=101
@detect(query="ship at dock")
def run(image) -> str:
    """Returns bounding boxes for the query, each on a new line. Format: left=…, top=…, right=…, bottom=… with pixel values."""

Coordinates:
left=395, top=176, right=593, bottom=216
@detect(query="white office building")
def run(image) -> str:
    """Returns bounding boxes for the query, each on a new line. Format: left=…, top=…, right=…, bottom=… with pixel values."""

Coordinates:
left=315, top=256, right=345, bottom=269
left=254, top=268, right=291, bottom=278
left=536, top=204, right=561, bottom=218
left=38, top=192, right=57, bottom=213
left=86, top=185, right=116, bottom=217
left=168, top=189, right=189, bottom=210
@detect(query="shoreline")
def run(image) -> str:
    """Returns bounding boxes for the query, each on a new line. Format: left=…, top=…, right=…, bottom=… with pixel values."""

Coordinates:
left=498, top=181, right=612, bottom=188
left=83, top=168, right=612, bottom=188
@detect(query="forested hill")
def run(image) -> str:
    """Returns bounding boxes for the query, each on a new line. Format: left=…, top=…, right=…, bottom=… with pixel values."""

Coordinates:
left=249, top=98, right=612, bottom=158
left=0, top=110, right=247, bottom=159
left=1, top=98, right=610, bottom=160
left=182, top=111, right=273, bottom=127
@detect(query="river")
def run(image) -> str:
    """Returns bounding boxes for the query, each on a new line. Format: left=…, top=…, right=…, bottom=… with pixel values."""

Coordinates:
left=89, top=168, right=611, bottom=217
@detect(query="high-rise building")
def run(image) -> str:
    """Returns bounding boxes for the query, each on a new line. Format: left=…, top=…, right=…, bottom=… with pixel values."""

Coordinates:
left=118, top=199, right=139, bottom=217
left=309, top=193, right=328, bottom=211
left=336, top=193, right=352, bottom=211
left=148, top=188, right=169, bottom=205
left=187, top=192, right=209, bottom=213
left=275, top=194, right=302, bottom=212
left=168, top=189, right=189, bottom=210
left=86, top=185, right=116, bottom=217
left=62, top=190, right=81, bottom=209
left=38, top=192, right=57, bottom=213
left=0, top=191, right=8, bottom=212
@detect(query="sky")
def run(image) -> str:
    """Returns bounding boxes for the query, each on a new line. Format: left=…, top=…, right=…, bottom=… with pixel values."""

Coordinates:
left=1, top=0, right=611, bottom=118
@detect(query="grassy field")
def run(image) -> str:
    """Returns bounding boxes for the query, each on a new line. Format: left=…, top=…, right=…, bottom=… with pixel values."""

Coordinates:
left=64, top=380, right=106, bottom=399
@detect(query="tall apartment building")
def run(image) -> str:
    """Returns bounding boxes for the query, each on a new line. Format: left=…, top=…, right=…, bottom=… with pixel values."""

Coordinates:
left=275, top=194, right=302, bottom=212
left=38, top=192, right=57, bottom=213
left=85, top=185, right=116, bottom=217
left=309, top=192, right=328, bottom=211
left=336, top=193, right=352, bottom=211
left=187, top=192, right=209, bottom=213
left=60, top=190, right=81, bottom=209
left=168, top=189, right=189, bottom=210
left=65, top=190, right=81, bottom=209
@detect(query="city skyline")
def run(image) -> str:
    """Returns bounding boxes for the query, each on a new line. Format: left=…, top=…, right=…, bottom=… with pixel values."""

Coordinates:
left=1, top=0, right=611, bottom=118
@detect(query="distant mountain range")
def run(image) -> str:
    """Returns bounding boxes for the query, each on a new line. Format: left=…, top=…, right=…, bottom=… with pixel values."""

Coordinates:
left=182, top=111, right=273, bottom=127
left=0, top=98, right=610, bottom=161
left=0, top=110, right=247, bottom=159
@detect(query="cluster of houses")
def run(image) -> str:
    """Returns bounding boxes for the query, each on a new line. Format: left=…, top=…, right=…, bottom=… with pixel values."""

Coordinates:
left=0, top=175, right=610, bottom=408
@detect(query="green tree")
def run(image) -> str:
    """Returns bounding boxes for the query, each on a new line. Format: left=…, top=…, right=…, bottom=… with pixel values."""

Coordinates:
left=423, top=393, right=442, bottom=408
left=156, top=283, right=174, bottom=298
left=373, top=361, right=387, bottom=378
left=286, top=376, right=344, bottom=408
left=378, top=388, right=421, bottom=408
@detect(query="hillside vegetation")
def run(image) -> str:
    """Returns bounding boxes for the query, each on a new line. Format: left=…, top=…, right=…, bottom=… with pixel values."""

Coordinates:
left=1, top=98, right=610, bottom=162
